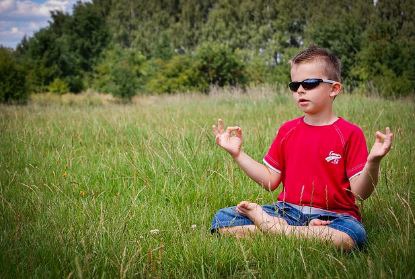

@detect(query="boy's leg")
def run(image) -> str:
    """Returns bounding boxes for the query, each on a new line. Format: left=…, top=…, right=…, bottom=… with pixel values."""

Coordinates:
left=237, top=201, right=357, bottom=251
left=217, top=211, right=333, bottom=239
left=218, top=225, right=258, bottom=238
left=211, top=204, right=279, bottom=237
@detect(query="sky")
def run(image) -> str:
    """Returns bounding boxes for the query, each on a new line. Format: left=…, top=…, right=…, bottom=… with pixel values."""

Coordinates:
left=0, top=0, right=91, bottom=49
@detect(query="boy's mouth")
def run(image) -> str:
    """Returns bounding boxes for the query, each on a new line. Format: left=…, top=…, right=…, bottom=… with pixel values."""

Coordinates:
left=298, top=98, right=310, bottom=103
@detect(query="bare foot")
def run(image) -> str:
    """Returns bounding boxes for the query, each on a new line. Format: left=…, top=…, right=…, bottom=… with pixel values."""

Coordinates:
left=236, top=201, right=288, bottom=232
left=308, top=219, right=332, bottom=226
left=236, top=201, right=264, bottom=222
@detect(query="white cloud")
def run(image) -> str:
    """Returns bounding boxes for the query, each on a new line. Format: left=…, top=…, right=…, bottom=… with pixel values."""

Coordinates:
left=11, top=26, right=19, bottom=33
left=0, top=0, right=91, bottom=48
left=0, top=0, right=16, bottom=13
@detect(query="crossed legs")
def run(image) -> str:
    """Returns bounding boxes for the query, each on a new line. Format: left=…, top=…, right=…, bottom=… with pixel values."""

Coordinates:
left=218, top=201, right=355, bottom=251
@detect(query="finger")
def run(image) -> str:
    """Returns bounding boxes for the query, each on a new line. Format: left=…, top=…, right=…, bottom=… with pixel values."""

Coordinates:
left=375, top=131, right=386, bottom=143
left=237, top=201, right=249, bottom=208
left=218, top=119, right=224, bottom=134
left=236, top=127, right=242, bottom=138
left=384, top=127, right=394, bottom=144
left=309, top=219, right=331, bottom=226
left=215, top=134, right=220, bottom=145
left=388, top=132, right=394, bottom=143
left=212, top=124, right=218, bottom=136
left=383, top=134, right=394, bottom=151
left=236, top=207, right=247, bottom=216
left=309, top=219, right=321, bottom=226
left=226, top=126, right=240, bottom=136
left=236, top=203, right=248, bottom=215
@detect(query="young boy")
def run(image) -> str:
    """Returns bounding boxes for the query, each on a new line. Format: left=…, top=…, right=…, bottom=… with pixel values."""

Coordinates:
left=211, top=46, right=393, bottom=251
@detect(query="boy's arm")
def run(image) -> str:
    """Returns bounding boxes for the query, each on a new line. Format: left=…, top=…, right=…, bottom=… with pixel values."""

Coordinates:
left=233, top=151, right=281, bottom=191
left=213, top=119, right=281, bottom=191
left=350, top=127, right=393, bottom=200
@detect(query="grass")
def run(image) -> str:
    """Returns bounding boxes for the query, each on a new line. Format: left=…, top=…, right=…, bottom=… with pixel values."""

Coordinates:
left=0, top=87, right=414, bottom=278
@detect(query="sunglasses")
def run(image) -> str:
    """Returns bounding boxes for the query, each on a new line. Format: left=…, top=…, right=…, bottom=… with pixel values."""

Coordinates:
left=289, top=78, right=336, bottom=92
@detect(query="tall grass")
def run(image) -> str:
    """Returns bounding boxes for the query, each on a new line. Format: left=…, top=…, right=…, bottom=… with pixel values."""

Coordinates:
left=0, top=87, right=414, bottom=278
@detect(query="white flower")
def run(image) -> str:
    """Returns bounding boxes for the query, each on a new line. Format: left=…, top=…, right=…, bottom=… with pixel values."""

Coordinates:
left=191, top=224, right=197, bottom=230
left=150, top=229, right=160, bottom=235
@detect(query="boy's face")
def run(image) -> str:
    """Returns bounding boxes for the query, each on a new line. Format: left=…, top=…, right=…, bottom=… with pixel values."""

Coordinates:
left=290, top=61, right=340, bottom=115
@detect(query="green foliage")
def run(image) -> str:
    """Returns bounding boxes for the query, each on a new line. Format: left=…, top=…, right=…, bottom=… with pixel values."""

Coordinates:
left=239, top=47, right=296, bottom=87
left=144, top=43, right=248, bottom=94
left=13, top=0, right=415, bottom=97
left=351, top=0, right=415, bottom=97
left=304, top=0, right=372, bottom=81
left=191, top=42, right=247, bottom=92
left=0, top=47, right=28, bottom=103
left=145, top=55, right=196, bottom=94
left=47, top=78, right=69, bottom=94
left=91, top=45, right=145, bottom=99
left=16, top=2, right=109, bottom=93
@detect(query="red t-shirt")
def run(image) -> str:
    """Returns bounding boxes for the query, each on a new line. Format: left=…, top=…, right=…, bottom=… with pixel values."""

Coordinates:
left=263, top=117, right=368, bottom=220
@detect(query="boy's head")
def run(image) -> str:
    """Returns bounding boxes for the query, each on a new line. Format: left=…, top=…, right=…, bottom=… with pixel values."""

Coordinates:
left=289, top=46, right=343, bottom=115
left=290, top=45, right=341, bottom=82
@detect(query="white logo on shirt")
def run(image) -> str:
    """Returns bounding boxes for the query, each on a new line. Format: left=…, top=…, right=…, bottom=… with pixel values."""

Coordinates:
left=325, top=151, right=341, bottom=164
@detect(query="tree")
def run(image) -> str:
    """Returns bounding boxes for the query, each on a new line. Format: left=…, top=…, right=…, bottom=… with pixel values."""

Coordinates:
left=192, top=42, right=247, bottom=92
left=353, top=0, right=415, bottom=96
left=0, top=47, right=28, bottom=103
left=16, top=2, right=109, bottom=93
left=304, top=0, right=373, bottom=83
left=91, top=45, right=145, bottom=99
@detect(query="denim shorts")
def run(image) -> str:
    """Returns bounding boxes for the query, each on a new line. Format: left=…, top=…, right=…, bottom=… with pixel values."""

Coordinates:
left=211, top=201, right=367, bottom=248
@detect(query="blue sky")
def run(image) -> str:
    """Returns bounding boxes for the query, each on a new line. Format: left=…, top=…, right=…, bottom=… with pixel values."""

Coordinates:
left=0, top=0, right=90, bottom=49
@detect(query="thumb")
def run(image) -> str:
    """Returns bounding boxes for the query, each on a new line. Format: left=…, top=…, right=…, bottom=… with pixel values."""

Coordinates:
left=236, top=127, right=242, bottom=138
left=215, top=134, right=220, bottom=144
left=375, top=131, right=385, bottom=143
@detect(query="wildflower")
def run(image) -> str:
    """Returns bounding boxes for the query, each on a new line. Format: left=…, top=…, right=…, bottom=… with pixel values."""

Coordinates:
left=63, top=171, right=67, bottom=178
left=191, top=224, right=197, bottom=230
left=80, top=190, right=87, bottom=197
left=150, top=229, right=160, bottom=235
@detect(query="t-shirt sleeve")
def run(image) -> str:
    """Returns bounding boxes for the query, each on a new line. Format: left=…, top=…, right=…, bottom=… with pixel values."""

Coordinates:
left=345, top=127, right=368, bottom=180
left=263, top=127, right=286, bottom=174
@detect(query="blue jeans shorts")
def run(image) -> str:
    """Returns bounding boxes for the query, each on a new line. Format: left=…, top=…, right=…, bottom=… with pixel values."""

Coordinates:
left=211, top=201, right=367, bottom=248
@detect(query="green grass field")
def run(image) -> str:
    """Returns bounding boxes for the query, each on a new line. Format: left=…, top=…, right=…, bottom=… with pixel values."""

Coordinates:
left=1, top=88, right=414, bottom=278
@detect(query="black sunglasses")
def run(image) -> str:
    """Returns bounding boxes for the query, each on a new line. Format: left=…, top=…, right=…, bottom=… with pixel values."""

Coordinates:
left=289, top=78, right=336, bottom=92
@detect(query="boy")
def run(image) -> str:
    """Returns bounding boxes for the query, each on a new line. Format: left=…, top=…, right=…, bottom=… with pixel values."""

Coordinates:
left=211, top=46, right=393, bottom=250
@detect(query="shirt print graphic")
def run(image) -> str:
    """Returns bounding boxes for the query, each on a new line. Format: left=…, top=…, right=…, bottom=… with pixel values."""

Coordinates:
left=325, top=151, right=342, bottom=164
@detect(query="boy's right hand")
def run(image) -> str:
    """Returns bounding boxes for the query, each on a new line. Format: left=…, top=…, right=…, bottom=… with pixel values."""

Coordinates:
left=212, top=119, right=242, bottom=158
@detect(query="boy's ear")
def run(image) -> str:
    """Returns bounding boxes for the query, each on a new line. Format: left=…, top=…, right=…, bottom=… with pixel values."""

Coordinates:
left=329, top=82, right=342, bottom=98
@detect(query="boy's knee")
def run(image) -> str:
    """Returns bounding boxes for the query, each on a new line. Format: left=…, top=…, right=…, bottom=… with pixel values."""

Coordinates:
left=333, top=231, right=356, bottom=251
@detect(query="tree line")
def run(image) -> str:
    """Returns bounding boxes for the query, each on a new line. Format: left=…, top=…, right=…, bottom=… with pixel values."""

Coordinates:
left=1, top=0, right=414, bottom=103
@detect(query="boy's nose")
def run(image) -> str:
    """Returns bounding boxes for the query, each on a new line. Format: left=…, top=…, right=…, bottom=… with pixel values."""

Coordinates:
left=296, top=85, right=306, bottom=94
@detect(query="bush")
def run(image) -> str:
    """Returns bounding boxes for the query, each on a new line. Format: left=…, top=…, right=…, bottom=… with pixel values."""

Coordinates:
left=144, top=56, right=195, bottom=94
left=0, top=47, right=28, bottom=104
left=372, top=71, right=413, bottom=98
left=47, top=78, right=69, bottom=94
left=143, top=43, right=248, bottom=94
left=91, top=45, right=145, bottom=99
left=235, top=47, right=295, bottom=90
left=191, top=42, right=247, bottom=92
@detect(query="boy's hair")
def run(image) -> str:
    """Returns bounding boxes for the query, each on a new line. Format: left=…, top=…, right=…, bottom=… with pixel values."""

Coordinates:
left=290, top=45, right=341, bottom=82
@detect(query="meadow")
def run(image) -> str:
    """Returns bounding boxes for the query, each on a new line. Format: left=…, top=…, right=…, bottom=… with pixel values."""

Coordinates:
left=0, top=87, right=414, bottom=278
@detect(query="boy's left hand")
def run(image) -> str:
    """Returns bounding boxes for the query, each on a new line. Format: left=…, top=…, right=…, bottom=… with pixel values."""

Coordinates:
left=368, top=127, right=394, bottom=163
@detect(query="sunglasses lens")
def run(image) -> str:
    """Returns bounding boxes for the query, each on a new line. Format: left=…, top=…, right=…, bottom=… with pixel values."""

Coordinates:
left=289, top=79, right=325, bottom=92
left=289, top=82, right=300, bottom=91
left=302, top=79, right=321, bottom=90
